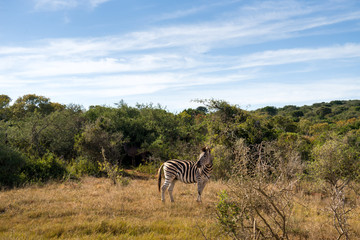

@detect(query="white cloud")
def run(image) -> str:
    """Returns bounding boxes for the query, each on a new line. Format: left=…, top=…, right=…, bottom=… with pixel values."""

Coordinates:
left=26, top=1, right=360, bottom=57
left=33, top=0, right=111, bottom=11
left=176, top=78, right=360, bottom=110
left=5, top=39, right=359, bottom=82
left=1, top=37, right=360, bottom=90
left=34, top=0, right=78, bottom=11
left=156, top=7, right=207, bottom=21
left=12, top=0, right=360, bottom=59
left=5, top=53, right=202, bottom=78
left=235, top=43, right=360, bottom=69
left=88, top=0, right=110, bottom=8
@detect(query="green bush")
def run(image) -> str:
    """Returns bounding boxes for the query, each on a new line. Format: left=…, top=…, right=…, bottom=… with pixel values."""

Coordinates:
left=216, top=190, right=241, bottom=238
left=136, top=157, right=162, bottom=175
left=0, top=144, right=27, bottom=188
left=211, top=144, right=234, bottom=180
left=68, top=156, right=100, bottom=177
left=311, top=136, right=360, bottom=185
left=21, top=152, right=68, bottom=183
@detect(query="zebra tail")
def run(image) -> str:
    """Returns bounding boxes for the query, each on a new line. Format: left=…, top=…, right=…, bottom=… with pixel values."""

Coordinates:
left=158, top=164, right=164, bottom=192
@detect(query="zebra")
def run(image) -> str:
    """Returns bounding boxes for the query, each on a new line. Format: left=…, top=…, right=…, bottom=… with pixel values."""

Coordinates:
left=157, top=147, right=213, bottom=202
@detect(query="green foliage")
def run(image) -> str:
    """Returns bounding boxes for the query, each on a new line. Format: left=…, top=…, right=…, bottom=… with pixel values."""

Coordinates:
left=21, top=152, right=68, bottom=183
left=0, top=143, right=27, bottom=188
left=0, top=94, right=11, bottom=121
left=43, top=109, right=83, bottom=159
left=211, top=144, right=234, bottom=180
left=0, top=94, right=11, bottom=109
left=10, top=94, right=64, bottom=119
left=272, top=100, right=360, bottom=121
left=272, top=116, right=298, bottom=133
left=5, top=108, right=82, bottom=158
left=311, top=135, right=360, bottom=185
left=136, top=156, right=162, bottom=174
left=259, top=106, right=278, bottom=116
left=68, top=156, right=100, bottom=177
left=309, top=133, right=360, bottom=239
left=0, top=143, right=68, bottom=187
left=1, top=94, right=360, bottom=187
left=75, top=115, right=124, bottom=165
left=216, top=191, right=241, bottom=238
left=98, top=147, right=129, bottom=186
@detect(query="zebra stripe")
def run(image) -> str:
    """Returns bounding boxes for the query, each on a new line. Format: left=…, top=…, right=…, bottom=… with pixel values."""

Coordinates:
left=158, top=147, right=213, bottom=202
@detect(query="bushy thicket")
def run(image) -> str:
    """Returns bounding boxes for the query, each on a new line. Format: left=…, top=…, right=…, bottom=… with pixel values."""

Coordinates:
left=0, top=94, right=359, bottom=189
left=0, top=143, right=27, bottom=187
left=0, top=143, right=67, bottom=187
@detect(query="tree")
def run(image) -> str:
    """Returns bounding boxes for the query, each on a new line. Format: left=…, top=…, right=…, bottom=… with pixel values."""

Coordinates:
left=75, top=116, right=124, bottom=166
left=10, top=94, right=64, bottom=118
left=41, top=108, right=84, bottom=159
left=311, top=136, right=359, bottom=186
left=272, top=116, right=297, bottom=133
left=0, top=94, right=11, bottom=120
left=0, top=94, right=11, bottom=109
left=316, top=106, right=332, bottom=119
left=6, top=107, right=82, bottom=158
left=261, top=106, right=278, bottom=116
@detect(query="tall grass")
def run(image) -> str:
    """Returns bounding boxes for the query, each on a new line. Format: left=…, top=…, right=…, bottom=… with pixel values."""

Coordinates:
left=0, top=176, right=226, bottom=239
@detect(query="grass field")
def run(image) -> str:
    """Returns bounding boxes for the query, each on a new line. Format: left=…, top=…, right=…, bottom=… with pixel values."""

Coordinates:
left=0, top=175, right=227, bottom=240
left=1, top=174, right=359, bottom=239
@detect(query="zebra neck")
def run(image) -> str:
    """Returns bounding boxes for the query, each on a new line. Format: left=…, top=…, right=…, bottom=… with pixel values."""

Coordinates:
left=197, top=164, right=213, bottom=177
left=205, top=164, right=213, bottom=172
left=197, top=163, right=212, bottom=169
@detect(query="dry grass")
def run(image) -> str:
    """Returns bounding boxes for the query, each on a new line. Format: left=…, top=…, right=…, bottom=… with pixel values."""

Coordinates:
left=282, top=186, right=360, bottom=240
left=1, top=176, right=360, bottom=239
left=0, top=175, right=227, bottom=239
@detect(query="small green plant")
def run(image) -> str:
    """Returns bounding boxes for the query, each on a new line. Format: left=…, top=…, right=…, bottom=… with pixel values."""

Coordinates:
left=136, top=156, right=161, bottom=174
left=216, top=191, right=241, bottom=239
left=99, top=147, right=129, bottom=186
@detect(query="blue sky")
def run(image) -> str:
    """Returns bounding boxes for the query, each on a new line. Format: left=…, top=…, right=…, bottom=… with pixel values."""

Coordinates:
left=1, top=0, right=360, bottom=111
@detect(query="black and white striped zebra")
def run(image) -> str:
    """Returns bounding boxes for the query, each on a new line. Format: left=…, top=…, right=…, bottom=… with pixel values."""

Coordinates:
left=157, top=147, right=213, bottom=202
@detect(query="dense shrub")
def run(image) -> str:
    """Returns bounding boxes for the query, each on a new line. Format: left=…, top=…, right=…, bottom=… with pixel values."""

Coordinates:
left=211, top=144, right=233, bottom=180
left=68, top=156, right=100, bottom=177
left=1, top=145, right=68, bottom=187
left=0, top=144, right=27, bottom=188
left=21, top=152, right=68, bottom=183
left=311, top=135, right=360, bottom=185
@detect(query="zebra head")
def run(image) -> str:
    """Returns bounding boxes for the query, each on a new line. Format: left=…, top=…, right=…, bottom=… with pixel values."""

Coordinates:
left=196, top=146, right=212, bottom=168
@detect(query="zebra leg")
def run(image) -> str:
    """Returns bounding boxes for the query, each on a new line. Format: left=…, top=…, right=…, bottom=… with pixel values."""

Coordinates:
left=161, top=182, right=169, bottom=202
left=168, top=181, right=176, bottom=202
left=197, top=180, right=207, bottom=202
left=161, top=177, right=174, bottom=202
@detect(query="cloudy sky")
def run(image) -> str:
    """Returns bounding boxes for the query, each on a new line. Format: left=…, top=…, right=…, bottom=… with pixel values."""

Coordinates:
left=1, top=0, right=360, bottom=111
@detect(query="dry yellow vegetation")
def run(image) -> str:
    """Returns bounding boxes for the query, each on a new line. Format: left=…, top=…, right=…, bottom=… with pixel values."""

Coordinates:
left=0, top=176, right=227, bottom=239
left=0, top=176, right=359, bottom=239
